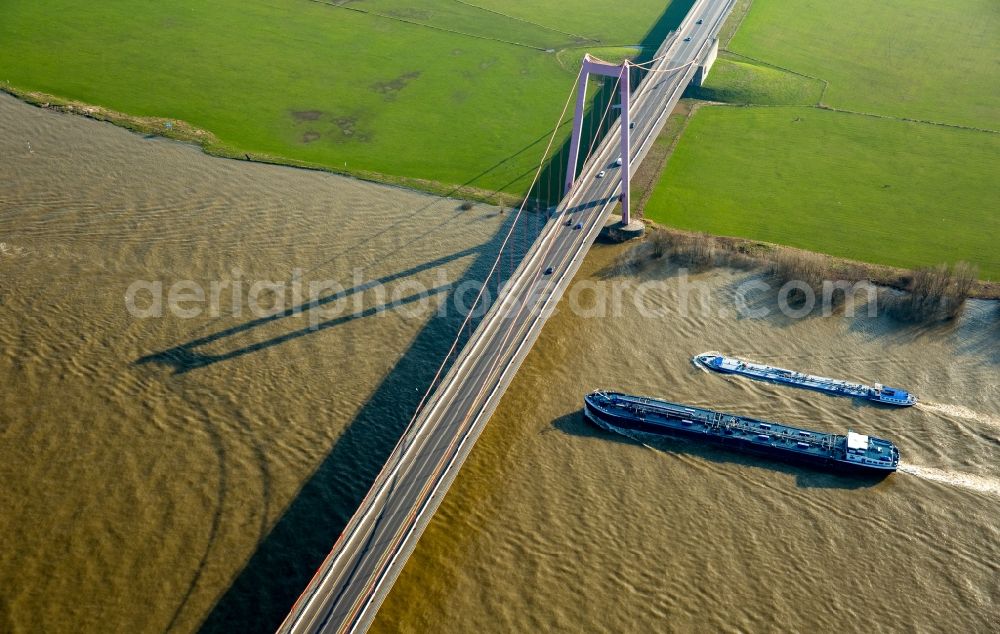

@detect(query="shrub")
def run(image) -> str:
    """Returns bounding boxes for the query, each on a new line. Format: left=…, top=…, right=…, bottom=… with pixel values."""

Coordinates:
left=881, top=262, right=977, bottom=322
left=768, top=250, right=830, bottom=306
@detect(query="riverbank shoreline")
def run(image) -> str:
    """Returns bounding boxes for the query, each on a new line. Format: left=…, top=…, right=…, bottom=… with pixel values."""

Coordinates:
left=0, top=83, right=524, bottom=210
left=625, top=223, right=1000, bottom=301
left=6, top=84, right=995, bottom=300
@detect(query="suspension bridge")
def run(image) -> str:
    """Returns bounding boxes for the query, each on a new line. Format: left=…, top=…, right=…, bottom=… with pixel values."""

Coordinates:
left=279, top=0, right=735, bottom=631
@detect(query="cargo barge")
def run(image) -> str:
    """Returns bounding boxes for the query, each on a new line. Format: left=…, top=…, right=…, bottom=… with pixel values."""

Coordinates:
left=584, top=391, right=899, bottom=474
left=694, top=353, right=917, bottom=407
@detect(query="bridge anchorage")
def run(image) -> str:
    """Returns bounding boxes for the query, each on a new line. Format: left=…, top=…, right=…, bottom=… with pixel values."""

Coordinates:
left=565, top=54, right=644, bottom=241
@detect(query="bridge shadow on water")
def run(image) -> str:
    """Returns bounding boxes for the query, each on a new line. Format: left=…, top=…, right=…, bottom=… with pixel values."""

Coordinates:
left=193, top=212, right=521, bottom=633
left=194, top=4, right=698, bottom=632
left=137, top=248, right=479, bottom=373
left=551, top=411, right=889, bottom=490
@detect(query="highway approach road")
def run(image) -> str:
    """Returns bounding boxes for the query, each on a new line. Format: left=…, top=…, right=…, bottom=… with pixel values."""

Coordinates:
left=279, top=0, right=736, bottom=631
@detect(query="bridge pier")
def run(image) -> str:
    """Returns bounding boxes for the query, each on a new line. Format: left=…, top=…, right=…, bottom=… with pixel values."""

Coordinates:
left=600, top=214, right=645, bottom=242
left=278, top=3, right=739, bottom=629
left=564, top=55, right=637, bottom=226
left=619, top=64, right=631, bottom=225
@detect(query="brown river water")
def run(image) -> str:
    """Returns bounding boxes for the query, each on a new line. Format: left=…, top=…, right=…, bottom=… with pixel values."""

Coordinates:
left=2, top=92, right=998, bottom=633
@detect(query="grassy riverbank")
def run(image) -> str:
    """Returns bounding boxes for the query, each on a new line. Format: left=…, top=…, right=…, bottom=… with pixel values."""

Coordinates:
left=622, top=224, right=1000, bottom=301
left=643, top=0, right=999, bottom=280
left=0, top=0, right=682, bottom=198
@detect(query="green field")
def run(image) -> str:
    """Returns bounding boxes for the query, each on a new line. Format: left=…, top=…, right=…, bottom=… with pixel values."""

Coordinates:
left=729, top=0, right=1000, bottom=129
left=647, top=107, right=1000, bottom=277
left=0, top=0, right=679, bottom=195
left=690, top=54, right=824, bottom=106
left=646, top=0, right=1000, bottom=279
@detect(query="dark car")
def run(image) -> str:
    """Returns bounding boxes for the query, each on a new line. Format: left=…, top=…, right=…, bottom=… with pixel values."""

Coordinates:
left=573, top=223, right=583, bottom=230
left=684, top=36, right=691, bottom=42
left=543, top=266, right=554, bottom=275
left=696, top=18, right=703, bottom=24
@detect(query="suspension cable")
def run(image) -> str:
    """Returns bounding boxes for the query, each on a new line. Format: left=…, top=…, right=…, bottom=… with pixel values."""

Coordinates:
left=402, top=50, right=694, bottom=434
left=629, top=59, right=696, bottom=73
left=403, top=65, right=583, bottom=430
left=418, top=62, right=623, bottom=438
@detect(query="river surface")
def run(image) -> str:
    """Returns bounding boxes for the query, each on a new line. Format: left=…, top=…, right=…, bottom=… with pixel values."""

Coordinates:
left=0, top=92, right=511, bottom=633
left=375, top=262, right=1000, bottom=632
left=2, top=92, right=999, bottom=634
left=372, top=258, right=1000, bottom=628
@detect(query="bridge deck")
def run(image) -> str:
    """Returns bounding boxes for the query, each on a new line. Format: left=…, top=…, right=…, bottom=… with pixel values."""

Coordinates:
left=279, top=1, right=737, bottom=631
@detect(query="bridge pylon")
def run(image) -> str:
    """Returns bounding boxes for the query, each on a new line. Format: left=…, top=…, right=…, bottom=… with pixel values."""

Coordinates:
left=564, top=54, right=633, bottom=225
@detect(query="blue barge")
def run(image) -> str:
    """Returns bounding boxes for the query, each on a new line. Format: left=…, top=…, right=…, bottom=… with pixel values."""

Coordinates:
left=584, top=391, right=899, bottom=474
left=695, top=353, right=916, bottom=407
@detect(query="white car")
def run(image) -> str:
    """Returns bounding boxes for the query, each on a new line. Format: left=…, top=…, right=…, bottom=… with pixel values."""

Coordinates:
left=613, top=157, right=623, bottom=167
left=597, top=170, right=606, bottom=179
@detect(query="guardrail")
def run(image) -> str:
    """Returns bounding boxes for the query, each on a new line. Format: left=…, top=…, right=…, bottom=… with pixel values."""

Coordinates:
left=278, top=1, right=737, bottom=631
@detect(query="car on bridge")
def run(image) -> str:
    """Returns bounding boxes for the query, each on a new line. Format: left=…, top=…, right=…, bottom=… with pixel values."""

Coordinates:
left=597, top=170, right=606, bottom=179
left=543, top=266, right=554, bottom=275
